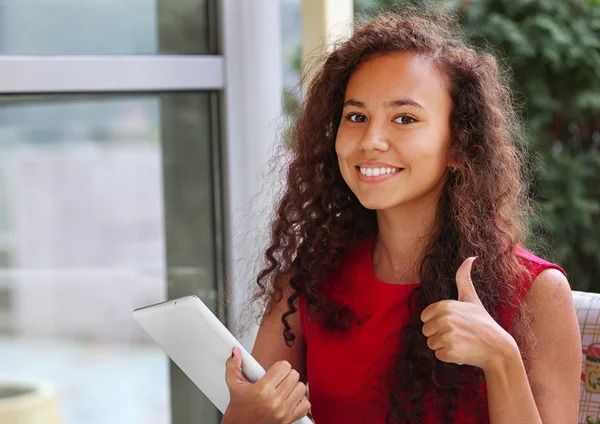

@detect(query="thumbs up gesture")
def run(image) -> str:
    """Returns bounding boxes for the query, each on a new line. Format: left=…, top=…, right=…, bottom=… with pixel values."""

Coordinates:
left=420, top=257, right=518, bottom=371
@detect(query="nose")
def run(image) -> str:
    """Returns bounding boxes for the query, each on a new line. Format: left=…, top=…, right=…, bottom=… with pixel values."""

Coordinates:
left=358, top=121, right=390, bottom=152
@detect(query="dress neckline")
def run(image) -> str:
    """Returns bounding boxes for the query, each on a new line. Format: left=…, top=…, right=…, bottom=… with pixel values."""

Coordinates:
left=365, top=233, right=422, bottom=289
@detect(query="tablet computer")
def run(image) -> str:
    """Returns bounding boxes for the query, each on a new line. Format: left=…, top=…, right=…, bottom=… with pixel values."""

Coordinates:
left=133, top=295, right=313, bottom=424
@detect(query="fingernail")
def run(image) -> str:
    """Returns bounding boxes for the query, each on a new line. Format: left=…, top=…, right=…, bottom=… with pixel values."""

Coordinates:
left=473, top=256, right=478, bottom=263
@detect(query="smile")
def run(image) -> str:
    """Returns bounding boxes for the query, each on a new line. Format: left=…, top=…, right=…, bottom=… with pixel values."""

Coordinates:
left=355, top=166, right=403, bottom=183
left=359, top=167, right=399, bottom=176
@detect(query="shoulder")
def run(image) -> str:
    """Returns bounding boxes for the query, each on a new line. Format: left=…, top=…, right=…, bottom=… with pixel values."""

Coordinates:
left=526, top=267, right=571, bottom=307
left=497, top=246, right=567, bottom=327
left=514, top=245, right=567, bottom=279
left=516, top=249, right=574, bottom=335
left=512, top=246, right=567, bottom=300
left=517, top=262, right=581, bottom=423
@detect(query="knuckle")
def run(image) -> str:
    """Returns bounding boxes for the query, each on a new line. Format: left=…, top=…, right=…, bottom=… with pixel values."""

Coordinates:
left=435, top=350, right=445, bottom=361
left=271, top=410, right=286, bottom=422
left=437, top=301, right=449, bottom=312
left=299, top=398, right=311, bottom=414
left=440, top=315, right=453, bottom=327
left=289, top=369, right=300, bottom=381
left=267, top=397, right=283, bottom=414
left=422, top=324, right=432, bottom=337
left=426, top=337, right=435, bottom=349
left=256, top=385, right=271, bottom=402
left=276, top=360, right=292, bottom=371
left=441, top=333, right=453, bottom=347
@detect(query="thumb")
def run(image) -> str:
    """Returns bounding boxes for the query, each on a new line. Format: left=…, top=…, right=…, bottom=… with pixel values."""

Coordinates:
left=456, top=257, right=481, bottom=304
left=225, top=347, right=249, bottom=387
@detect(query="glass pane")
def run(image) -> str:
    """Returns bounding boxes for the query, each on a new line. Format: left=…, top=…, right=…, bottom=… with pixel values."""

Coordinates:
left=0, top=92, right=221, bottom=424
left=0, top=0, right=214, bottom=55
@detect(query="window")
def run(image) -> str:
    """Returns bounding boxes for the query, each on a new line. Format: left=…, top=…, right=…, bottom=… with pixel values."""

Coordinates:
left=0, top=0, right=215, bottom=55
left=0, top=1, right=224, bottom=423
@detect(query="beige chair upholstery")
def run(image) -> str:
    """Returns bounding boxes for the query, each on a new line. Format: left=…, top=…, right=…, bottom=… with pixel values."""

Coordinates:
left=574, top=290, right=600, bottom=423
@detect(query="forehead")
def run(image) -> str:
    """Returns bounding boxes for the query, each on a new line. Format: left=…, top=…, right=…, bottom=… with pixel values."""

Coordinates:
left=344, top=52, right=450, bottom=106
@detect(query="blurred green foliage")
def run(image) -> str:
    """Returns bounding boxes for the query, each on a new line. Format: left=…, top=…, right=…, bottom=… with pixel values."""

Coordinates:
left=284, top=0, right=600, bottom=291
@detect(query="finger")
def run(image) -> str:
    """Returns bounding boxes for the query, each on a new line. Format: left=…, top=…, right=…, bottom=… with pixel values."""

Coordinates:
left=456, top=257, right=480, bottom=304
left=275, top=368, right=301, bottom=397
left=426, top=333, right=445, bottom=351
left=282, top=381, right=308, bottom=411
left=434, top=347, right=451, bottom=363
left=422, top=320, right=440, bottom=338
left=260, top=360, right=293, bottom=390
left=287, top=396, right=312, bottom=423
left=435, top=347, right=463, bottom=365
left=426, top=334, right=440, bottom=351
left=225, top=347, right=248, bottom=387
left=421, top=300, right=455, bottom=323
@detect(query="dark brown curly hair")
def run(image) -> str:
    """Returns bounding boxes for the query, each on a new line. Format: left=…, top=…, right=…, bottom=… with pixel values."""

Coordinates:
left=251, top=3, right=532, bottom=423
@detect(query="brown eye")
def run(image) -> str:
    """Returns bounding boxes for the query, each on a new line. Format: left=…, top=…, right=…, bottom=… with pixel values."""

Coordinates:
left=394, top=115, right=416, bottom=124
left=347, top=113, right=367, bottom=123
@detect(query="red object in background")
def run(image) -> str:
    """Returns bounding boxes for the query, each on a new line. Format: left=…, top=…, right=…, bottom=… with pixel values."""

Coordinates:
left=581, top=343, right=600, bottom=382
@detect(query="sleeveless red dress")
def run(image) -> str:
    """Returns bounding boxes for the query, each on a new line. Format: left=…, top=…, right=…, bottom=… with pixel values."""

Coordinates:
left=298, top=235, right=566, bottom=423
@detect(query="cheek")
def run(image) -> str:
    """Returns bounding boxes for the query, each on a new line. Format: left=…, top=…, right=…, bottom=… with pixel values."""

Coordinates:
left=334, top=137, right=356, bottom=185
left=335, top=135, right=354, bottom=164
left=407, top=131, right=451, bottom=170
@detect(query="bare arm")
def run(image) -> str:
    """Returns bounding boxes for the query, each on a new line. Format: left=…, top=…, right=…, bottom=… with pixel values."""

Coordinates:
left=252, top=280, right=307, bottom=383
left=221, top=281, right=310, bottom=424
left=485, top=268, right=581, bottom=423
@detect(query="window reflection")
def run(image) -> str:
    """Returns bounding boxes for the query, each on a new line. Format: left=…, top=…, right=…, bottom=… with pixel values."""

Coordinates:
left=0, top=93, right=219, bottom=424
left=0, top=0, right=212, bottom=55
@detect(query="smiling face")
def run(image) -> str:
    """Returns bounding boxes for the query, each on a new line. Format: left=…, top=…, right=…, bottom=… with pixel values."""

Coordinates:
left=335, top=52, right=454, bottom=212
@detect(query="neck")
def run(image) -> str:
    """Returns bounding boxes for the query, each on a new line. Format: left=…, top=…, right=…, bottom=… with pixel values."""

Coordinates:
left=373, top=195, right=441, bottom=284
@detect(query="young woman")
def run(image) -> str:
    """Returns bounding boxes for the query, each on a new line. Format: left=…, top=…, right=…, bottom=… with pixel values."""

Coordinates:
left=222, top=5, right=581, bottom=424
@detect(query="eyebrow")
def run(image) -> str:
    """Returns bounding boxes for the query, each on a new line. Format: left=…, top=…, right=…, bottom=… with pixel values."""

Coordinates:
left=343, top=99, right=424, bottom=109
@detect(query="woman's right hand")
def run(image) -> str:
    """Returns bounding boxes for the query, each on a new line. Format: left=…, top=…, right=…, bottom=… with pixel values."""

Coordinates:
left=222, top=347, right=311, bottom=424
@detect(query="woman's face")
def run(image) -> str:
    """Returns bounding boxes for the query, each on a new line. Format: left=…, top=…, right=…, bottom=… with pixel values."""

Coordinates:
left=335, top=52, right=454, bottom=212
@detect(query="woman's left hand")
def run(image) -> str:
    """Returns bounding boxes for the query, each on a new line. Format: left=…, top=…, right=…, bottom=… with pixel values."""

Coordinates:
left=420, top=257, right=519, bottom=372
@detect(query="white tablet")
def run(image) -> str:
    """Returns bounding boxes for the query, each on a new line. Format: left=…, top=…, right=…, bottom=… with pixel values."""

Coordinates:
left=133, top=295, right=312, bottom=424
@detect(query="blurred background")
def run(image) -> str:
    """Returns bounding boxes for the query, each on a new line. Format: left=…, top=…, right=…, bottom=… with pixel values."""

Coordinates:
left=0, top=0, right=598, bottom=423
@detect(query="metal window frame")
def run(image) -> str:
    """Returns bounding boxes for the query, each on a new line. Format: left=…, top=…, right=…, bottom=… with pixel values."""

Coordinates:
left=0, top=48, right=226, bottom=424
left=0, top=55, right=223, bottom=93
left=0, top=1, right=234, bottom=424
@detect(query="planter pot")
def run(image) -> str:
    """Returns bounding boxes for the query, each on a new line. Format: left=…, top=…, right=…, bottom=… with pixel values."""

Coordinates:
left=0, top=380, right=61, bottom=424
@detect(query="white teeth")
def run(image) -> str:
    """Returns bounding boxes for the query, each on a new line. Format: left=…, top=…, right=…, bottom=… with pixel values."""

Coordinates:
left=359, top=167, right=400, bottom=176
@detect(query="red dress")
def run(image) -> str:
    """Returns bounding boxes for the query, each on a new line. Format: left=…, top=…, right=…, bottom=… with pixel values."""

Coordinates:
left=298, top=235, right=566, bottom=423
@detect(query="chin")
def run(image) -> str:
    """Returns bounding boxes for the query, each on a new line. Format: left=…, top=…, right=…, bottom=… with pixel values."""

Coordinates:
left=355, top=195, right=401, bottom=211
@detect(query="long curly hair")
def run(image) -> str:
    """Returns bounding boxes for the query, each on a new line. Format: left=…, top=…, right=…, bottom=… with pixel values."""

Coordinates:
left=251, top=3, right=532, bottom=423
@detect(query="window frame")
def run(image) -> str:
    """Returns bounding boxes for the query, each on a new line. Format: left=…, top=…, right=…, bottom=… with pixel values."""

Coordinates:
left=0, top=0, right=229, bottom=423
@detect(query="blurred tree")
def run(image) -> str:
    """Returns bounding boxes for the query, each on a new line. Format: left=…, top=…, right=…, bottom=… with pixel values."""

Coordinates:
left=283, top=0, right=600, bottom=291
left=359, top=0, right=600, bottom=292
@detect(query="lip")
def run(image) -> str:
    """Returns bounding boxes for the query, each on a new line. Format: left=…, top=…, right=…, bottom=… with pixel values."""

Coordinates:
left=356, top=161, right=401, bottom=168
left=355, top=166, right=403, bottom=183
